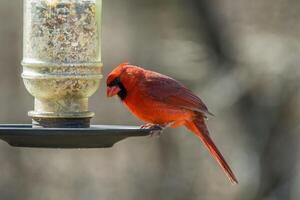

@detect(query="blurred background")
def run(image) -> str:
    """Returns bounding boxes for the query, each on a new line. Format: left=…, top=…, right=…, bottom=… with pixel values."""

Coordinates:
left=0, top=0, right=300, bottom=199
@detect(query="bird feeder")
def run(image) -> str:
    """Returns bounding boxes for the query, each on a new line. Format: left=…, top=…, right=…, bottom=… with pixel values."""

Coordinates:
left=22, top=0, right=102, bottom=128
left=0, top=0, right=151, bottom=148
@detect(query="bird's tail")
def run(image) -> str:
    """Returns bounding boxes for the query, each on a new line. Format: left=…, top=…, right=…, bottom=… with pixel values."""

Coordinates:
left=185, top=116, right=238, bottom=184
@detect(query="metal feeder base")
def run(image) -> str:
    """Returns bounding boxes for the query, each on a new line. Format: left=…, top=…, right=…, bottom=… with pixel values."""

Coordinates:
left=32, top=117, right=92, bottom=128
left=0, top=124, right=151, bottom=148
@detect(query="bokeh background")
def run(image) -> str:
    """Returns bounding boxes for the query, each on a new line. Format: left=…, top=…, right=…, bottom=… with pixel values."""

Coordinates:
left=0, top=0, right=300, bottom=199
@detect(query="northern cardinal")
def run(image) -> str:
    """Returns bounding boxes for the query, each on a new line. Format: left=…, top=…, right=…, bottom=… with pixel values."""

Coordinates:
left=106, top=63, right=238, bottom=184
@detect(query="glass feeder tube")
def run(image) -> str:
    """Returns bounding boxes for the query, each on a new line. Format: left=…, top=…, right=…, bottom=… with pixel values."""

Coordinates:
left=22, top=0, right=102, bottom=127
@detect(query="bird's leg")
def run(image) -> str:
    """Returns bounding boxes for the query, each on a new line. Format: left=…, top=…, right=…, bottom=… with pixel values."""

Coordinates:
left=140, top=123, right=164, bottom=137
left=141, top=122, right=174, bottom=137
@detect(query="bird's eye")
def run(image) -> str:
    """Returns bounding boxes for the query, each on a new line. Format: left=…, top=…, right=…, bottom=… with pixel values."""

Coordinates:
left=108, top=77, right=121, bottom=87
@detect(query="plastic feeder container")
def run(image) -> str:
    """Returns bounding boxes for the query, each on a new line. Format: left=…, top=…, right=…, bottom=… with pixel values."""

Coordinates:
left=22, top=0, right=103, bottom=127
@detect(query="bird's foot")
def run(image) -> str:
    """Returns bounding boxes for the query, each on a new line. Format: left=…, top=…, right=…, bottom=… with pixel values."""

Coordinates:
left=141, top=124, right=164, bottom=137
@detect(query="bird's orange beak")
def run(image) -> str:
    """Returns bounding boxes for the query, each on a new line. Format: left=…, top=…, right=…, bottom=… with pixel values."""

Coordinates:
left=107, top=86, right=121, bottom=97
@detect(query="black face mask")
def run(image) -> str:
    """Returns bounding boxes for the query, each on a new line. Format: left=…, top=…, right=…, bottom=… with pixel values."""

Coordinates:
left=108, top=77, right=127, bottom=100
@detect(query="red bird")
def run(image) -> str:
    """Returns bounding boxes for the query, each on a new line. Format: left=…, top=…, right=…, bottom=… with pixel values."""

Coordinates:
left=106, top=63, right=238, bottom=184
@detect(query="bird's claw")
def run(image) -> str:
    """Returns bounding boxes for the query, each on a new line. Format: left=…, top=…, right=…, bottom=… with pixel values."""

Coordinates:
left=141, top=124, right=164, bottom=137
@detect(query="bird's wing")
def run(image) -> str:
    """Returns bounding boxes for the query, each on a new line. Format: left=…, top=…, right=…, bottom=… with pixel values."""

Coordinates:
left=140, top=72, right=212, bottom=116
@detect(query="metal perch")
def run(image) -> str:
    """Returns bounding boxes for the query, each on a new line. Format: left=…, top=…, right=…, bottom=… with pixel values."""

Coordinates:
left=0, top=125, right=151, bottom=148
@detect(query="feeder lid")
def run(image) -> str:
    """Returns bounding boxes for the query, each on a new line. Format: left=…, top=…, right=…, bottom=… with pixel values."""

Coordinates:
left=0, top=124, right=151, bottom=148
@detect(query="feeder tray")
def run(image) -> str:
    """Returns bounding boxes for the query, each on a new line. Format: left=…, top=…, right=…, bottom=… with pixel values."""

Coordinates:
left=0, top=124, right=151, bottom=148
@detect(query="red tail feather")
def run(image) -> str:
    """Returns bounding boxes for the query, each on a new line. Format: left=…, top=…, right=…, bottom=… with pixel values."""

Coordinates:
left=185, top=117, right=238, bottom=184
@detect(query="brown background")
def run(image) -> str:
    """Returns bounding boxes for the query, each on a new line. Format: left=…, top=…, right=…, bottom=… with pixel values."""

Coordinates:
left=0, top=0, right=299, bottom=199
